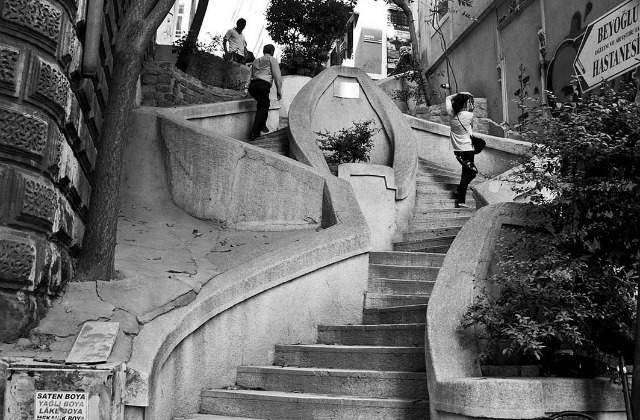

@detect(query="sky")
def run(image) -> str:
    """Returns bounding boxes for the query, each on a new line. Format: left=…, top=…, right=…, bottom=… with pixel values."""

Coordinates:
left=200, top=0, right=279, bottom=56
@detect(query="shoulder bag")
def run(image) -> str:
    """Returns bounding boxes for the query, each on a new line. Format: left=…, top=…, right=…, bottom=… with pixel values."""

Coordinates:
left=457, top=114, right=486, bottom=154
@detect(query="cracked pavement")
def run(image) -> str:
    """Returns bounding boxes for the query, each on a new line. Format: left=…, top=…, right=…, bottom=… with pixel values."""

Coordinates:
left=0, top=108, right=318, bottom=363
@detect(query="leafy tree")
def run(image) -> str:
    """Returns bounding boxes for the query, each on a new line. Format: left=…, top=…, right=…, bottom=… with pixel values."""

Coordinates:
left=77, top=0, right=177, bottom=282
left=173, top=32, right=223, bottom=59
left=266, top=0, right=355, bottom=73
left=175, top=0, right=210, bottom=71
left=462, top=84, right=640, bottom=382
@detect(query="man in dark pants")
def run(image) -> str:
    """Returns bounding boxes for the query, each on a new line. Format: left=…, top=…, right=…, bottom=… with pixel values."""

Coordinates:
left=248, top=44, right=282, bottom=140
left=223, top=18, right=248, bottom=64
left=454, top=151, right=477, bottom=206
left=446, top=92, right=477, bottom=208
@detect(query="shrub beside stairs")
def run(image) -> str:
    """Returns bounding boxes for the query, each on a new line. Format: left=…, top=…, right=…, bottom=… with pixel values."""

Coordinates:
left=177, top=159, right=477, bottom=419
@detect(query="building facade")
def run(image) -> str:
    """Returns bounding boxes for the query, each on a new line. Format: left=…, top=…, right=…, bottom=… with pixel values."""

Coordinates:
left=0, top=0, right=124, bottom=341
left=331, top=0, right=412, bottom=79
left=415, top=0, right=626, bottom=125
left=156, top=0, right=199, bottom=46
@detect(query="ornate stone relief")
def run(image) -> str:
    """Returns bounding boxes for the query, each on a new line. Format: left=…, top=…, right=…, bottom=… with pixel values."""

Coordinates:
left=1, top=0, right=63, bottom=42
left=21, top=174, right=57, bottom=225
left=0, top=106, right=48, bottom=157
left=34, top=58, right=70, bottom=114
left=0, top=233, right=36, bottom=286
left=0, top=44, right=19, bottom=89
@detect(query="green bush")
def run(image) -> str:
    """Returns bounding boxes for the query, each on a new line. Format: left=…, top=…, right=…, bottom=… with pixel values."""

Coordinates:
left=173, top=32, right=223, bottom=58
left=462, top=83, right=640, bottom=375
left=315, top=120, right=379, bottom=165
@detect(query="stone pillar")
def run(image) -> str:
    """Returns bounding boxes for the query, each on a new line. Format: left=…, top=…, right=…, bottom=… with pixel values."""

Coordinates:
left=0, top=0, right=103, bottom=341
left=339, top=163, right=398, bottom=251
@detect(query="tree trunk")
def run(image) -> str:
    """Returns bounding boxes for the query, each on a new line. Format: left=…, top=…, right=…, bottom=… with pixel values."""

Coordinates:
left=176, top=0, right=210, bottom=71
left=391, top=0, right=430, bottom=105
left=77, top=0, right=176, bottom=282
left=77, top=52, right=141, bottom=282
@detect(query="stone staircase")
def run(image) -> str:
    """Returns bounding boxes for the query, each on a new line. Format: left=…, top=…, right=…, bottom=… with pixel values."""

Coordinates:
left=248, top=127, right=290, bottom=156
left=178, top=159, right=476, bottom=420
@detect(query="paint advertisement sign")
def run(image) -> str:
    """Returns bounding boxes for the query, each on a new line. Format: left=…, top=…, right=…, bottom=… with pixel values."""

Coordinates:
left=34, top=391, right=88, bottom=420
left=574, top=0, right=640, bottom=90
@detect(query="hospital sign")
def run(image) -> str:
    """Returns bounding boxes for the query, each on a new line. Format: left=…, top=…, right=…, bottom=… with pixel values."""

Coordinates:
left=574, top=0, right=640, bottom=90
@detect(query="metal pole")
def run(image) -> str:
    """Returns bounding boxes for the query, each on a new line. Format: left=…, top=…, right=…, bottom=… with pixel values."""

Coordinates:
left=82, top=0, right=105, bottom=77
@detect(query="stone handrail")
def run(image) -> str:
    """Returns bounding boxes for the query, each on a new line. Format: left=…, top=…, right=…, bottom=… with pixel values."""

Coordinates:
left=289, top=66, right=417, bottom=200
left=406, top=115, right=532, bottom=157
left=406, top=115, right=531, bottom=179
left=157, top=111, right=324, bottom=230
left=425, top=202, right=625, bottom=419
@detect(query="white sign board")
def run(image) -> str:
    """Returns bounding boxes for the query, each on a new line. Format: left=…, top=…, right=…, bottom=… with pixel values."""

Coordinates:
left=574, top=0, right=640, bottom=90
left=333, top=77, right=360, bottom=98
left=34, top=391, right=88, bottom=420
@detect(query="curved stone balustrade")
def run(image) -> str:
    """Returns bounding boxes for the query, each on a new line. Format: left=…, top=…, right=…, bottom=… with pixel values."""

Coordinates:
left=123, top=101, right=371, bottom=419
left=289, top=66, right=417, bottom=200
left=406, top=114, right=531, bottom=179
left=425, top=202, right=625, bottom=419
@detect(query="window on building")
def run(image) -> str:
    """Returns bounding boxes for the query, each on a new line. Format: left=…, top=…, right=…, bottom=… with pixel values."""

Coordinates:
left=433, top=0, right=449, bottom=21
left=175, top=15, right=183, bottom=38
left=388, top=8, right=409, bottom=31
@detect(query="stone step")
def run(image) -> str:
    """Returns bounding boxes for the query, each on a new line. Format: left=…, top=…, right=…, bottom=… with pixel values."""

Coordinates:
left=409, top=216, right=471, bottom=230
left=393, top=236, right=456, bottom=252
left=317, top=324, right=425, bottom=347
left=274, top=344, right=425, bottom=371
left=235, top=366, right=427, bottom=399
left=200, top=389, right=429, bottom=420
left=393, top=245, right=451, bottom=254
left=369, top=251, right=444, bottom=267
left=369, top=264, right=439, bottom=281
left=418, top=158, right=459, bottom=174
left=176, top=415, right=263, bottom=420
left=248, top=140, right=288, bottom=156
left=365, top=293, right=430, bottom=309
left=258, top=127, right=289, bottom=138
left=415, top=190, right=472, bottom=200
left=403, top=226, right=461, bottom=242
left=368, top=278, right=435, bottom=296
left=418, top=165, right=459, bottom=177
left=416, top=173, right=460, bottom=184
left=412, top=208, right=475, bottom=219
left=416, top=181, right=459, bottom=193
left=248, top=128, right=289, bottom=156
left=415, top=198, right=476, bottom=210
left=363, top=304, right=428, bottom=325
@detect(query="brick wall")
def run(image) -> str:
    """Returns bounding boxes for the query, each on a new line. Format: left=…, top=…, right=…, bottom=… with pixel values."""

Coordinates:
left=140, top=61, right=246, bottom=107
left=0, top=0, right=126, bottom=341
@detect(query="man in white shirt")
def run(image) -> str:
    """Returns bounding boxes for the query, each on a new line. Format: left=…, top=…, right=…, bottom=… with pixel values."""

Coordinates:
left=223, top=18, right=247, bottom=64
left=248, top=44, right=282, bottom=140
left=446, top=92, right=477, bottom=208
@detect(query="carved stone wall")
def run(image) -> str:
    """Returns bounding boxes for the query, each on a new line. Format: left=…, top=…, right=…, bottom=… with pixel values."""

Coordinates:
left=0, top=0, right=125, bottom=341
left=140, top=61, right=247, bottom=107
